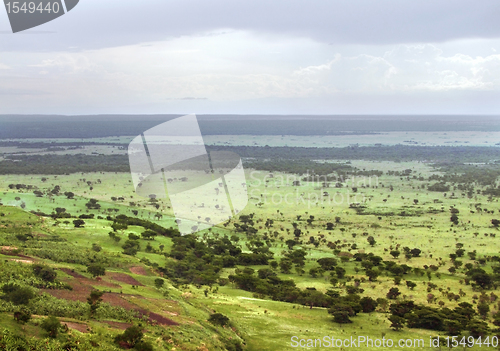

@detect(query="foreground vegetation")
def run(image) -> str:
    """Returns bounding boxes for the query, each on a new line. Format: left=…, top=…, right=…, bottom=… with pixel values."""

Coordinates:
left=0, top=116, right=499, bottom=350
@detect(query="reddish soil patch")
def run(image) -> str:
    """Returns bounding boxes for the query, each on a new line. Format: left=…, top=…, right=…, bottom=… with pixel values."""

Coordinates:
left=129, top=266, right=149, bottom=276
left=63, top=322, right=88, bottom=333
left=60, top=268, right=86, bottom=279
left=107, top=272, right=144, bottom=286
left=147, top=312, right=178, bottom=326
left=102, top=293, right=143, bottom=310
left=59, top=268, right=121, bottom=289
left=102, top=321, right=133, bottom=330
left=43, top=274, right=178, bottom=327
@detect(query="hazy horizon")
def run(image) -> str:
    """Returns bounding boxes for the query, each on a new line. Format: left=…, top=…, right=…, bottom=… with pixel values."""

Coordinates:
left=1, top=0, right=499, bottom=115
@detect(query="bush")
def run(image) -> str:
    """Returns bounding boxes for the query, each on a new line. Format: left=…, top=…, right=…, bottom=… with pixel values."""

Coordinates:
left=122, top=240, right=140, bottom=256
left=134, top=341, right=154, bottom=351
left=1, top=283, right=35, bottom=305
left=87, top=264, right=106, bottom=278
left=114, top=325, right=144, bottom=349
left=154, top=278, right=164, bottom=289
left=40, top=316, right=62, bottom=338
left=208, top=313, right=230, bottom=327
left=32, top=264, right=57, bottom=283
left=14, top=307, right=32, bottom=324
left=73, top=219, right=85, bottom=228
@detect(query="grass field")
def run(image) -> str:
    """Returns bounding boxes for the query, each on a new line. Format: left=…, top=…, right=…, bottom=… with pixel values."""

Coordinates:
left=0, top=130, right=499, bottom=351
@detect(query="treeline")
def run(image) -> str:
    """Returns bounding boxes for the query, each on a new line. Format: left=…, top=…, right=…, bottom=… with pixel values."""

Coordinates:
left=429, top=164, right=500, bottom=186
left=0, top=140, right=126, bottom=149
left=207, top=145, right=500, bottom=163
left=1, top=145, right=499, bottom=175
left=162, top=234, right=273, bottom=286
left=0, top=154, right=130, bottom=174
left=113, top=214, right=180, bottom=238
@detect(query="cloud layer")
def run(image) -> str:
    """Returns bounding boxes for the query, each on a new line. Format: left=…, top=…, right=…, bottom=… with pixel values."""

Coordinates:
left=0, top=1, right=498, bottom=114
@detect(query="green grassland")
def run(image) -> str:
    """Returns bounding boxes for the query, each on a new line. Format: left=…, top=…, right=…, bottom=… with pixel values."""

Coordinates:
left=0, top=156, right=499, bottom=350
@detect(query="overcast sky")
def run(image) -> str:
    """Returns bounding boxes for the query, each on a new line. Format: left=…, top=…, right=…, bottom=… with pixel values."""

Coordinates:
left=0, top=0, right=499, bottom=115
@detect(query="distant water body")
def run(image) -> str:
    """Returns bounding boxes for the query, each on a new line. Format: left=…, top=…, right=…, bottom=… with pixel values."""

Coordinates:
left=203, top=131, right=500, bottom=148
left=0, top=114, right=498, bottom=139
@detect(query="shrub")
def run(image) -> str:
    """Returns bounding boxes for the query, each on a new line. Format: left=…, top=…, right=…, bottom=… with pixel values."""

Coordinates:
left=154, top=278, right=164, bottom=289
left=208, top=313, right=230, bottom=327
left=40, top=316, right=62, bottom=338
left=32, top=264, right=57, bottom=283
left=114, top=325, right=144, bottom=348
left=1, top=284, right=35, bottom=305
left=14, top=307, right=31, bottom=324
left=87, top=264, right=106, bottom=278
left=73, top=219, right=85, bottom=228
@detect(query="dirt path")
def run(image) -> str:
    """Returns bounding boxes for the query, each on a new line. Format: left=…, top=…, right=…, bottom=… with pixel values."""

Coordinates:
left=63, top=322, right=88, bottom=333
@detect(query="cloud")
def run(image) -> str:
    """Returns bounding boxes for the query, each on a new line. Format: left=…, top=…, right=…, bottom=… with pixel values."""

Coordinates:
left=293, top=45, right=500, bottom=93
left=0, top=0, right=499, bottom=52
left=0, top=63, right=10, bottom=69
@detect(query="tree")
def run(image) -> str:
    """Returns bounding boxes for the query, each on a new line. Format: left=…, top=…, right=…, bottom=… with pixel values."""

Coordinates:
left=87, top=290, right=104, bottom=317
left=85, top=198, right=101, bottom=210
left=390, top=250, right=400, bottom=259
left=317, top=257, right=338, bottom=271
left=122, top=240, right=140, bottom=256
left=410, top=248, right=421, bottom=257
left=285, top=239, right=296, bottom=250
left=387, top=287, right=401, bottom=300
left=326, top=222, right=334, bottom=230
left=41, top=316, right=62, bottom=338
left=405, top=281, right=417, bottom=290
left=279, top=259, right=293, bottom=274
left=141, top=229, right=157, bottom=240
left=335, top=266, right=346, bottom=279
left=360, top=297, right=378, bottom=313
left=87, top=264, right=106, bottom=278
left=302, top=290, right=329, bottom=309
left=468, top=320, right=490, bottom=338
left=293, top=228, right=302, bottom=238
left=328, top=304, right=355, bottom=324
left=365, top=269, right=379, bottom=282
left=73, top=219, right=85, bottom=228
left=492, top=219, right=500, bottom=227
left=112, top=222, right=128, bottom=232
left=154, top=278, right=165, bottom=289
left=367, top=236, right=376, bottom=246
left=388, top=315, right=405, bottom=331
left=471, top=272, right=493, bottom=289
left=444, top=319, right=462, bottom=336
left=477, top=302, right=490, bottom=320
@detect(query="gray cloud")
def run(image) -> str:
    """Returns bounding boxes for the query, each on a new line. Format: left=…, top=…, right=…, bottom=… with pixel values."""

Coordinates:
left=0, top=0, right=499, bottom=52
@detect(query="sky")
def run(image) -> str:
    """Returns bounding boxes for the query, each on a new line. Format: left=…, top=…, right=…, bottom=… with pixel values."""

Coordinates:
left=0, top=0, right=499, bottom=115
